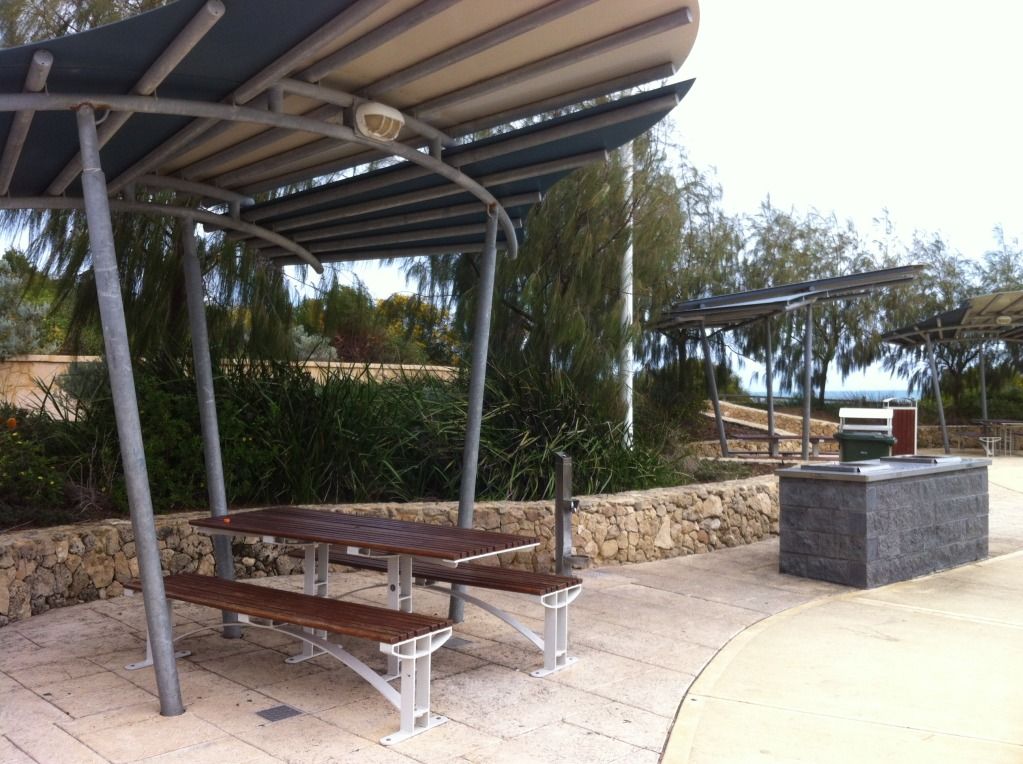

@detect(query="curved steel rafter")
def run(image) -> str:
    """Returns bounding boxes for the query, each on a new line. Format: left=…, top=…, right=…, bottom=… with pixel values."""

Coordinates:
left=0, top=91, right=518, bottom=258
left=0, top=195, right=323, bottom=272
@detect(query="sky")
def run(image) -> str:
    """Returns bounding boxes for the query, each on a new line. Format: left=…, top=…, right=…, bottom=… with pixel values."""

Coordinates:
left=346, top=1, right=1023, bottom=394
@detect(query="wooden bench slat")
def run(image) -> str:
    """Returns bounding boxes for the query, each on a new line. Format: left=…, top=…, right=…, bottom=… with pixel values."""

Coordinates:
left=126, top=574, right=452, bottom=644
left=297, top=550, right=581, bottom=596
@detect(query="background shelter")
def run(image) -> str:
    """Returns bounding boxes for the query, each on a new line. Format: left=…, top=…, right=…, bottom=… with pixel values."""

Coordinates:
left=882, top=290, right=1023, bottom=453
left=0, top=0, right=700, bottom=714
left=655, top=265, right=923, bottom=459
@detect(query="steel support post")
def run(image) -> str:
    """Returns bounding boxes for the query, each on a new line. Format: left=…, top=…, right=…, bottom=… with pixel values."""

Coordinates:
left=553, top=452, right=579, bottom=577
left=75, top=105, right=183, bottom=716
left=802, top=304, right=813, bottom=460
left=449, top=210, right=499, bottom=622
left=181, top=221, right=240, bottom=639
left=620, top=142, right=634, bottom=446
left=926, top=335, right=950, bottom=454
left=979, top=345, right=989, bottom=421
left=701, top=329, right=729, bottom=457
left=764, top=317, right=777, bottom=457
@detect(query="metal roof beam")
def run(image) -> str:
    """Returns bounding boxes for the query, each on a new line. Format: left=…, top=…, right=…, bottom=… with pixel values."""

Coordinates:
left=235, top=64, right=677, bottom=195
left=258, top=219, right=520, bottom=258
left=414, top=9, right=693, bottom=119
left=241, top=94, right=672, bottom=222
left=106, top=0, right=391, bottom=194
left=298, top=0, right=461, bottom=84
left=135, top=174, right=254, bottom=207
left=447, top=63, right=678, bottom=138
left=46, top=0, right=225, bottom=196
left=0, top=91, right=518, bottom=256
left=265, top=150, right=605, bottom=233
left=0, top=195, right=321, bottom=272
left=271, top=242, right=486, bottom=266
left=0, top=50, right=52, bottom=195
left=362, top=0, right=601, bottom=100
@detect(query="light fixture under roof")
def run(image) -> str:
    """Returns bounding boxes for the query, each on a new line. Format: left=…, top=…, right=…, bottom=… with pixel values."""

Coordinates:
left=354, top=101, right=404, bottom=142
left=996, top=314, right=1013, bottom=326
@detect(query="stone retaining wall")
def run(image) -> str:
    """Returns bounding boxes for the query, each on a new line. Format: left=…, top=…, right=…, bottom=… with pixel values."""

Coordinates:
left=0, top=475, right=778, bottom=626
left=716, top=401, right=839, bottom=437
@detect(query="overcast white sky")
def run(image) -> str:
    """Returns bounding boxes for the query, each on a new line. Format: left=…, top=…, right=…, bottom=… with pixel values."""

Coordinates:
left=349, top=1, right=1023, bottom=393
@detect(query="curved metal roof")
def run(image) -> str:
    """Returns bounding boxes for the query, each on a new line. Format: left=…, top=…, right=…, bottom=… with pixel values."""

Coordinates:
left=0, top=0, right=699, bottom=271
left=655, top=265, right=925, bottom=334
left=882, top=290, right=1023, bottom=348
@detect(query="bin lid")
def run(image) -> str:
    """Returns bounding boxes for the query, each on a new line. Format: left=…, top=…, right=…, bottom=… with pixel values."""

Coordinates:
left=833, top=431, right=897, bottom=444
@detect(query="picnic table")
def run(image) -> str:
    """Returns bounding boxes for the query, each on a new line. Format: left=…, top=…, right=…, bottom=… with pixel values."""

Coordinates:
left=731, top=433, right=834, bottom=457
left=972, top=419, right=1023, bottom=455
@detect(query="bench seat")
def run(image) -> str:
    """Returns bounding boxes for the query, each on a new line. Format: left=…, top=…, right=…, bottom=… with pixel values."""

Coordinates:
left=291, top=548, right=582, bottom=676
left=125, top=574, right=452, bottom=744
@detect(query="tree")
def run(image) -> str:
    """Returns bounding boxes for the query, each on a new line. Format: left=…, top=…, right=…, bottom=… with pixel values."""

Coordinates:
left=739, top=202, right=885, bottom=405
left=0, top=0, right=169, bottom=46
left=0, top=251, right=55, bottom=359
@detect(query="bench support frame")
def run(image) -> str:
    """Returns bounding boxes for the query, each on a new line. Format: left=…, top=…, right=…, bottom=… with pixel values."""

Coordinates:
left=127, top=596, right=451, bottom=745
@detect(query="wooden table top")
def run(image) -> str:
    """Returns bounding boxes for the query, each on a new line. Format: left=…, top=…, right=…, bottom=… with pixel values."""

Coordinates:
left=190, top=506, right=539, bottom=562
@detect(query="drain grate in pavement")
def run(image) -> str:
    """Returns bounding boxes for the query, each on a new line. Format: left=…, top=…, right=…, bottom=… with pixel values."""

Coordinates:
left=256, top=705, right=303, bottom=722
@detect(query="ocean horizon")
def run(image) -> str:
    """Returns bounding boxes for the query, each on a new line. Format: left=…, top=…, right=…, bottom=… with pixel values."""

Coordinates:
left=742, top=388, right=913, bottom=401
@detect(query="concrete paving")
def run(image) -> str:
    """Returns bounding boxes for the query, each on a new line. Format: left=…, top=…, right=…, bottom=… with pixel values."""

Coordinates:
left=1, top=455, right=1020, bottom=763
left=664, top=454, right=1023, bottom=763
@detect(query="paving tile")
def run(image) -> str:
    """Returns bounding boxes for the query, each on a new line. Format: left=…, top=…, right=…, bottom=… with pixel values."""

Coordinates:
left=590, top=666, right=695, bottom=718
left=138, top=736, right=280, bottom=763
left=0, top=736, right=34, bottom=763
left=72, top=709, right=226, bottom=762
left=7, top=656, right=107, bottom=689
left=124, top=665, right=250, bottom=706
left=0, top=687, right=73, bottom=735
left=6, top=722, right=108, bottom=763
left=565, top=699, right=673, bottom=750
left=318, top=698, right=502, bottom=756
left=261, top=667, right=373, bottom=714
left=184, top=688, right=291, bottom=736
left=0, top=672, right=22, bottom=693
left=240, top=713, right=365, bottom=761
left=505, top=721, right=643, bottom=763
left=196, top=644, right=325, bottom=689
left=37, top=669, right=155, bottom=718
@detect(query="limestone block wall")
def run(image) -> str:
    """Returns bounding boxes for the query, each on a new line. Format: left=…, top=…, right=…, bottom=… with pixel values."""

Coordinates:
left=716, top=401, right=839, bottom=437
left=0, top=475, right=778, bottom=626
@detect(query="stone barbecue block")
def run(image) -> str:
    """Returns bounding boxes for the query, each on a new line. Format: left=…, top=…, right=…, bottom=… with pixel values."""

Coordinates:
left=777, top=456, right=990, bottom=588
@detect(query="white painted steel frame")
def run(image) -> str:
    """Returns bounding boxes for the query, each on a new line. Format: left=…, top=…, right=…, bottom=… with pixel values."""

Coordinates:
left=125, top=594, right=452, bottom=745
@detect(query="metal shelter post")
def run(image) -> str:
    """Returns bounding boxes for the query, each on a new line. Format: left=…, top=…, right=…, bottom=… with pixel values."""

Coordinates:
left=979, top=344, right=989, bottom=421
left=181, top=220, right=240, bottom=639
left=701, top=328, right=729, bottom=457
left=802, top=304, right=813, bottom=460
left=620, top=142, right=634, bottom=446
left=553, top=452, right=579, bottom=577
left=450, top=209, right=499, bottom=622
left=764, top=316, right=777, bottom=457
left=75, top=105, right=183, bottom=716
left=925, top=335, right=950, bottom=454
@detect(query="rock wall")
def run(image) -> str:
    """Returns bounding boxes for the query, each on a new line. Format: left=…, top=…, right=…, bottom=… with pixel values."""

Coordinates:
left=0, top=476, right=778, bottom=627
left=715, top=401, right=839, bottom=437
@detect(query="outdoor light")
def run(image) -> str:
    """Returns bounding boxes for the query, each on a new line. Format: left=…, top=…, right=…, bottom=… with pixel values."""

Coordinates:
left=996, top=315, right=1013, bottom=326
left=354, top=101, right=405, bottom=142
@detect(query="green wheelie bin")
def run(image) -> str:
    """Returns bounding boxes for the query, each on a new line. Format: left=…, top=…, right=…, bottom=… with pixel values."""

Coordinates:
left=834, top=430, right=897, bottom=461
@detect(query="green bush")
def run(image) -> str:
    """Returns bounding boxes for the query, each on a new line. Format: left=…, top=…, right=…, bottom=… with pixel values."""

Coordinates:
left=0, top=409, right=65, bottom=529
left=1, top=359, right=702, bottom=528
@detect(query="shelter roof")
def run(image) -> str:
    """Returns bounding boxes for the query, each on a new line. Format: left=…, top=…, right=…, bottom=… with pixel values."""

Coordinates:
left=882, top=290, right=1023, bottom=348
left=655, top=265, right=925, bottom=333
left=0, top=0, right=699, bottom=271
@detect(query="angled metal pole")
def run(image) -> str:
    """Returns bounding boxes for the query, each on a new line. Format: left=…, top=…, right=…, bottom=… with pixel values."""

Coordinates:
left=979, top=344, right=989, bottom=421
left=181, top=220, right=240, bottom=639
left=802, top=304, right=813, bottom=460
left=450, top=209, right=499, bottom=622
left=701, top=328, right=728, bottom=457
left=76, top=105, right=183, bottom=716
left=925, top=335, right=950, bottom=454
left=764, top=317, right=777, bottom=457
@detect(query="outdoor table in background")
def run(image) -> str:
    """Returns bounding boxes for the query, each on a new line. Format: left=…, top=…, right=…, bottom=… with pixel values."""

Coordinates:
left=973, top=419, right=1023, bottom=455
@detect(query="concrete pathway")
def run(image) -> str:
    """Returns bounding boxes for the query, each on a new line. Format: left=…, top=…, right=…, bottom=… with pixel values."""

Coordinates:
left=664, top=455, right=1023, bottom=763
left=0, top=456, right=1019, bottom=763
